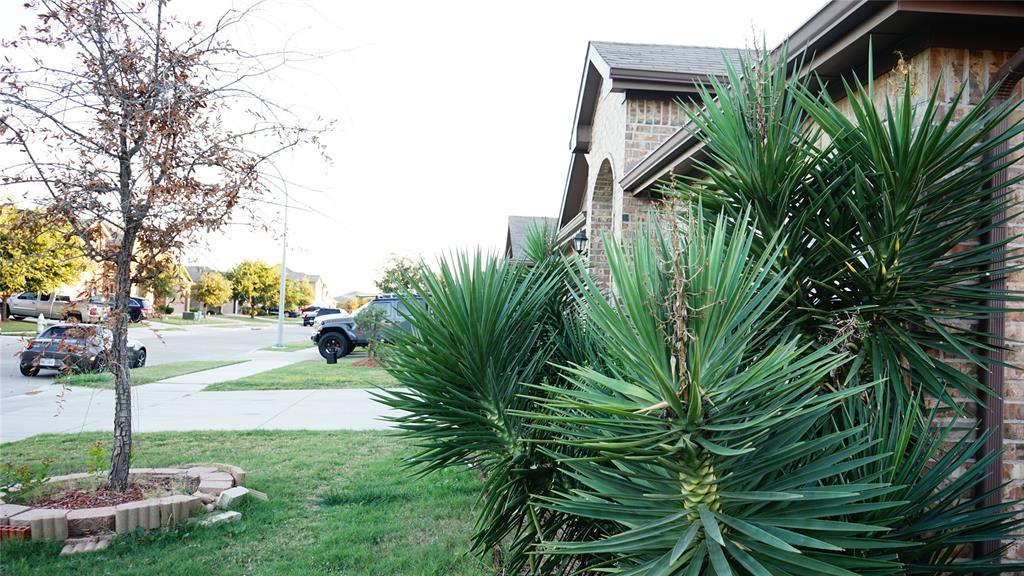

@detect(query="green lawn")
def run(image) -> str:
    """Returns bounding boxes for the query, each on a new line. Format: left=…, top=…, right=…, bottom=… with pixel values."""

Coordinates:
left=0, top=431, right=484, bottom=576
left=206, top=357, right=395, bottom=391
left=1, top=319, right=39, bottom=334
left=260, top=339, right=314, bottom=352
left=57, top=360, right=247, bottom=389
left=153, top=315, right=237, bottom=326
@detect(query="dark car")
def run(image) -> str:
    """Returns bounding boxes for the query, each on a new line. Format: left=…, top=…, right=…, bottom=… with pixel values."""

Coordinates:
left=303, top=307, right=339, bottom=326
left=311, top=295, right=425, bottom=359
left=19, top=324, right=147, bottom=376
left=267, top=307, right=300, bottom=318
left=96, top=295, right=152, bottom=323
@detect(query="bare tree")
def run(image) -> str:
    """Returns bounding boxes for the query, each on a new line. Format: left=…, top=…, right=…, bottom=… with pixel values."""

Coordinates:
left=1, top=0, right=329, bottom=490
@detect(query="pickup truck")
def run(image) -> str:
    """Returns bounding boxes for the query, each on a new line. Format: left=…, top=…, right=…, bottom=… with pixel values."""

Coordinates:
left=4, top=291, right=110, bottom=324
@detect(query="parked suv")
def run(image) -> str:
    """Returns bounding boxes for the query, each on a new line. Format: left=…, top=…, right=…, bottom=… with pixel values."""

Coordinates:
left=303, top=307, right=339, bottom=326
left=5, top=292, right=110, bottom=323
left=310, top=295, right=424, bottom=359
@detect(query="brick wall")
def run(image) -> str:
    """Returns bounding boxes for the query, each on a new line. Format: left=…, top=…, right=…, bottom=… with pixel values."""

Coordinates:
left=624, top=98, right=690, bottom=173
left=585, top=94, right=689, bottom=285
left=864, top=47, right=1024, bottom=561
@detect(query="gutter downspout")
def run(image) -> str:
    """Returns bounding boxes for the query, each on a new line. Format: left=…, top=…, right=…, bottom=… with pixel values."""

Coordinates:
left=976, top=47, right=1024, bottom=563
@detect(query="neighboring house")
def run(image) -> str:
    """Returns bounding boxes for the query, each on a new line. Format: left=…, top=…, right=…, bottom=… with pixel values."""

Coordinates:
left=335, top=290, right=376, bottom=302
left=285, top=268, right=331, bottom=307
left=184, top=265, right=234, bottom=315
left=554, top=41, right=745, bottom=286
left=504, top=215, right=558, bottom=264
left=541, top=0, right=1024, bottom=561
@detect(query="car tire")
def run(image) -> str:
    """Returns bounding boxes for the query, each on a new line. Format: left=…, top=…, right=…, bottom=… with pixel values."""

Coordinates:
left=20, top=364, right=38, bottom=377
left=92, top=353, right=108, bottom=373
left=66, top=312, right=83, bottom=322
left=134, top=348, right=147, bottom=368
left=318, top=332, right=351, bottom=359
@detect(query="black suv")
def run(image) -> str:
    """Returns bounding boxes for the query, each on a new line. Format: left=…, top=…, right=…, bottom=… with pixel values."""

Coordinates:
left=303, top=307, right=340, bottom=326
left=310, top=295, right=424, bottom=359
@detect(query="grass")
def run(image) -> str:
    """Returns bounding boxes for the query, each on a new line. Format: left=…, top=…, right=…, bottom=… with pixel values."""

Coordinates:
left=0, top=430, right=485, bottom=576
left=153, top=315, right=236, bottom=326
left=206, top=357, right=396, bottom=391
left=56, top=360, right=247, bottom=389
left=1, top=319, right=40, bottom=334
left=260, top=340, right=314, bottom=352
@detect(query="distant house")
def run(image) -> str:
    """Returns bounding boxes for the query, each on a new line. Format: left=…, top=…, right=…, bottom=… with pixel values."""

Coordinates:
left=285, top=268, right=331, bottom=307
left=504, top=215, right=558, bottom=264
left=182, top=265, right=234, bottom=315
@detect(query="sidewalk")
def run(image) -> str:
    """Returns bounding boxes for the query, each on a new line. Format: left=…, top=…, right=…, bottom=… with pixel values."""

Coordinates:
left=0, top=347, right=397, bottom=443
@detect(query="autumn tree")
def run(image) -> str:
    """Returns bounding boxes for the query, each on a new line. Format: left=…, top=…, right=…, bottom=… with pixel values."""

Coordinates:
left=143, top=266, right=187, bottom=311
left=230, top=260, right=277, bottom=317
left=193, top=271, right=232, bottom=312
left=0, top=1, right=327, bottom=489
left=0, top=205, right=86, bottom=321
left=374, top=256, right=419, bottom=294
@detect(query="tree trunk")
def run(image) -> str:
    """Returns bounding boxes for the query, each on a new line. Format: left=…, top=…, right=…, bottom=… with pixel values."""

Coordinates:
left=107, top=244, right=135, bottom=490
left=108, top=235, right=136, bottom=491
left=1, top=292, right=9, bottom=322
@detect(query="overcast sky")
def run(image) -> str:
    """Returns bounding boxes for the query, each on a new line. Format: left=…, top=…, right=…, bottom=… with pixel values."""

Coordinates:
left=1, top=0, right=824, bottom=300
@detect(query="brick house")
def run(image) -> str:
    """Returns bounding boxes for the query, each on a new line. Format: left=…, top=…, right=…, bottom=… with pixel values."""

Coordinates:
left=521, top=0, right=1024, bottom=561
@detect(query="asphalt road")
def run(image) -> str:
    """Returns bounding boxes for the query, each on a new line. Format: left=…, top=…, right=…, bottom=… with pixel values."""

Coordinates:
left=0, top=320, right=314, bottom=398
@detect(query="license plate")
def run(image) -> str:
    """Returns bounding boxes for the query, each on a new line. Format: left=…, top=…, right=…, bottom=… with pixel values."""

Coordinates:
left=39, top=358, right=56, bottom=367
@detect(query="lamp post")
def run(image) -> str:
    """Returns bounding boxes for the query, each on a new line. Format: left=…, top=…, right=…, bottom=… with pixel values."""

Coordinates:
left=274, top=174, right=288, bottom=349
left=572, top=230, right=588, bottom=255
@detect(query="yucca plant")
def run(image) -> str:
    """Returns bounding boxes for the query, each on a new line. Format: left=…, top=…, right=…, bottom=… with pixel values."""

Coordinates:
left=376, top=239, right=601, bottom=574
left=527, top=215, right=903, bottom=575
left=674, top=48, right=1024, bottom=412
left=527, top=215, right=1022, bottom=574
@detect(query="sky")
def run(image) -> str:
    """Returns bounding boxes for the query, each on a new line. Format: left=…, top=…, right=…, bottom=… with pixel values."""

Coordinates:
left=0, top=0, right=824, bottom=301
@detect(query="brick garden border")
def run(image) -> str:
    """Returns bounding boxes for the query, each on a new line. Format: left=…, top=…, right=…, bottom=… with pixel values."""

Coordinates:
left=0, top=463, right=247, bottom=543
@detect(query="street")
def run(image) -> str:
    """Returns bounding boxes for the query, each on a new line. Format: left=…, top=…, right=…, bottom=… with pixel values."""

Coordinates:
left=0, top=318, right=399, bottom=443
left=0, top=319, right=313, bottom=398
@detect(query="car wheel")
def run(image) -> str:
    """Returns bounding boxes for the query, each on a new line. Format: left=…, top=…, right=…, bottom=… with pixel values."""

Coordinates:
left=66, top=312, right=83, bottom=322
left=134, top=348, right=147, bottom=368
left=92, top=353, right=108, bottom=373
left=318, top=333, right=351, bottom=359
left=19, top=363, right=38, bottom=377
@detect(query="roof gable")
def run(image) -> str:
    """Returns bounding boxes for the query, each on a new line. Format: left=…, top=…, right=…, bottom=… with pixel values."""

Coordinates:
left=590, top=41, right=745, bottom=77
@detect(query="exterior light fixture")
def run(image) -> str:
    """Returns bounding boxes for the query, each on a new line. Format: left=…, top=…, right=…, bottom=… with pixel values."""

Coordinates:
left=572, top=230, right=588, bottom=255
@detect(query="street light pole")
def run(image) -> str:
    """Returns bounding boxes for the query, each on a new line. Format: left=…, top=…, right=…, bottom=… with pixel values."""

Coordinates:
left=275, top=190, right=287, bottom=348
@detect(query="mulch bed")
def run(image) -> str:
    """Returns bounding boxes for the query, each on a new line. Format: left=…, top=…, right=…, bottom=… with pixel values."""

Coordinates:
left=30, top=476, right=194, bottom=510
left=353, top=358, right=380, bottom=368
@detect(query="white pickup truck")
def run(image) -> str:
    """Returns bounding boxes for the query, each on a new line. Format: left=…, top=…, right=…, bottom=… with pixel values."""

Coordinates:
left=4, top=291, right=110, bottom=323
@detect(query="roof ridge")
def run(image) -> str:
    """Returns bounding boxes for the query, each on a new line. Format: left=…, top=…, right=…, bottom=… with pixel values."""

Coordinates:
left=590, top=40, right=749, bottom=51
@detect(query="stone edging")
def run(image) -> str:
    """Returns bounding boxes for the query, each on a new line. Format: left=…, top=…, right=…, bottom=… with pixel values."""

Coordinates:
left=0, top=463, right=250, bottom=543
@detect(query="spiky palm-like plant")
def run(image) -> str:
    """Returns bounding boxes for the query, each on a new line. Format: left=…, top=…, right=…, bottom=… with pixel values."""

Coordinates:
left=530, top=216, right=900, bottom=574
left=529, top=215, right=1022, bottom=574
left=377, top=240, right=600, bottom=574
left=675, top=49, right=1024, bottom=412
